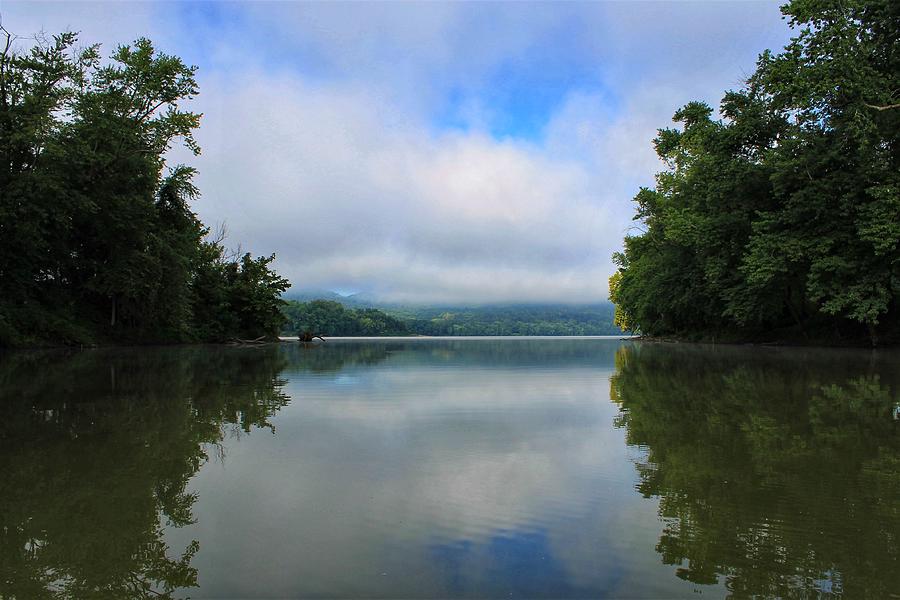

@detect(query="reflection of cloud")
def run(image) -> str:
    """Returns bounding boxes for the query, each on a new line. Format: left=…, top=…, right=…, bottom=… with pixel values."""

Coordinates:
left=165, top=346, right=707, bottom=598
left=7, top=1, right=791, bottom=304
left=287, top=368, right=608, bottom=420
left=278, top=367, right=625, bottom=538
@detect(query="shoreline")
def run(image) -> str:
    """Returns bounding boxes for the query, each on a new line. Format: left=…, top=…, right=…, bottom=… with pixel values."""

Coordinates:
left=629, top=334, right=895, bottom=350
left=2, top=334, right=638, bottom=352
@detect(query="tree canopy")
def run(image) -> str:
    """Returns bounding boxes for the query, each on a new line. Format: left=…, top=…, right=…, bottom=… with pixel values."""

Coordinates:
left=281, top=300, right=620, bottom=337
left=610, top=0, right=899, bottom=345
left=0, top=31, right=289, bottom=346
left=282, top=300, right=410, bottom=337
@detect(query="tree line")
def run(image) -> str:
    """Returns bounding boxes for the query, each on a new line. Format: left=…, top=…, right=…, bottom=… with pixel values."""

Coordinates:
left=282, top=300, right=620, bottom=336
left=609, top=0, right=899, bottom=345
left=282, top=300, right=409, bottom=337
left=0, top=31, right=289, bottom=346
left=400, top=304, right=618, bottom=336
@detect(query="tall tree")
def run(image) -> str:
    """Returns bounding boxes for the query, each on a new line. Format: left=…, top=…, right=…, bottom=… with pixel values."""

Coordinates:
left=611, top=0, right=899, bottom=345
left=0, top=31, right=290, bottom=346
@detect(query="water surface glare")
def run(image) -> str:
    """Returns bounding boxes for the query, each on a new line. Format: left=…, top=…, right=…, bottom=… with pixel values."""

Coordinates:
left=2, top=338, right=898, bottom=598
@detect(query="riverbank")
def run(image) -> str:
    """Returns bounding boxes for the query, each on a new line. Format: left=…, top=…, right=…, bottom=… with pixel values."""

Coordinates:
left=2, top=333, right=640, bottom=351
left=630, top=330, right=896, bottom=349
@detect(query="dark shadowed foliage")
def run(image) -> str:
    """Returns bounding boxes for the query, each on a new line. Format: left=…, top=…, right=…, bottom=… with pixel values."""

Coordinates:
left=0, top=31, right=289, bottom=346
left=610, top=0, right=900, bottom=345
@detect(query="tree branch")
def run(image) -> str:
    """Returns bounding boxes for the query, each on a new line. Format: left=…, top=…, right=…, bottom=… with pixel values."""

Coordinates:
left=863, top=102, right=900, bottom=111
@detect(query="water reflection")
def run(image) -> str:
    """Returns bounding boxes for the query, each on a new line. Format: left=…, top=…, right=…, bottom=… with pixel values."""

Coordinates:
left=0, top=347, right=289, bottom=599
left=163, top=339, right=659, bottom=598
left=610, top=343, right=900, bottom=597
left=279, top=337, right=623, bottom=372
left=3, top=339, right=898, bottom=598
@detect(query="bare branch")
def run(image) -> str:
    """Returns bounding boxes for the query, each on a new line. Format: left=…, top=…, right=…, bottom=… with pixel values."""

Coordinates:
left=863, top=102, right=900, bottom=111
left=210, top=221, right=227, bottom=246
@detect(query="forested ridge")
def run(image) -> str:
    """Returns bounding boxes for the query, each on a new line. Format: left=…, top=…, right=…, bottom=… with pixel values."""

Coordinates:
left=281, top=299, right=619, bottom=337
left=395, top=303, right=618, bottom=336
left=0, top=31, right=289, bottom=346
left=283, top=300, right=410, bottom=337
left=609, top=0, right=899, bottom=346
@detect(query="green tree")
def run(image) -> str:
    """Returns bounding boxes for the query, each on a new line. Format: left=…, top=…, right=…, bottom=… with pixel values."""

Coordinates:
left=225, top=253, right=291, bottom=339
left=610, top=0, right=900, bottom=345
left=0, top=30, right=290, bottom=346
left=281, top=300, right=408, bottom=337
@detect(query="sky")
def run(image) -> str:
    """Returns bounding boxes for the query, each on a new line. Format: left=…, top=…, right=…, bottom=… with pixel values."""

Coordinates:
left=4, top=1, right=793, bottom=305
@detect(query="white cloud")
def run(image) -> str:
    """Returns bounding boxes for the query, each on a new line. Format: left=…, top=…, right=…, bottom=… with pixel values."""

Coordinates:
left=5, top=0, right=793, bottom=304
left=186, top=68, right=624, bottom=303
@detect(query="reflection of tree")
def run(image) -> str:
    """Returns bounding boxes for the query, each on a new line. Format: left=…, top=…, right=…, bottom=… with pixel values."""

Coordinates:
left=280, top=342, right=394, bottom=373
left=280, top=338, right=620, bottom=373
left=0, top=346, right=290, bottom=599
left=610, top=343, right=900, bottom=598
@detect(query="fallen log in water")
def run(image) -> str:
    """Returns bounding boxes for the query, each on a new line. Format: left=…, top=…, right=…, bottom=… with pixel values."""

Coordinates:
left=298, top=331, right=326, bottom=342
left=228, top=336, right=267, bottom=345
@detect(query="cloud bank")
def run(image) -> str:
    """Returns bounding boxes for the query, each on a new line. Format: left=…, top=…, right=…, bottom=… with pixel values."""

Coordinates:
left=5, top=1, right=792, bottom=304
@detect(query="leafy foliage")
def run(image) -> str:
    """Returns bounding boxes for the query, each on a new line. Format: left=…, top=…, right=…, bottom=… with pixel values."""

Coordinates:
left=282, top=300, right=621, bottom=336
left=391, top=303, right=619, bottom=336
left=0, top=31, right=289, bottom=346
left=610, top=0, right=900, bottom=345
left=282, top=300, right=410, bottom=336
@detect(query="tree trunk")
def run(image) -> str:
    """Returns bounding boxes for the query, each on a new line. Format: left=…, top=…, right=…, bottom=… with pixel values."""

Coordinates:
left=867, top=323, right=878, bottom=348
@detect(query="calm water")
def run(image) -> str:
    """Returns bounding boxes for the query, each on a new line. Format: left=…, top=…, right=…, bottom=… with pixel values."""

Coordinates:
left=2, top=338, right=898, bottom=598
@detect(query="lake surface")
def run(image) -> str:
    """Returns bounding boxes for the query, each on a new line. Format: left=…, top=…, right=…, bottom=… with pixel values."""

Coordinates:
left=2, top=338, right=898, bottom=598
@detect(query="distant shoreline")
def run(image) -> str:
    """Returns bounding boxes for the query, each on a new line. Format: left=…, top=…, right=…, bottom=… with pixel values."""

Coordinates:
left=279, top=335, right=638, bottom=341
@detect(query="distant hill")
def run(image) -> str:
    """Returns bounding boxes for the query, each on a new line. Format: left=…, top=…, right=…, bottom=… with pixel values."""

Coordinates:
left=389, top=303, right=619, bottom=336
left=283, top=290, right=384, bottom=309
left=282, top=300, right=409, bottom=337
left=281, top=293, right=620, bottom=336
left=283, top=289, right=354, bottom=303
